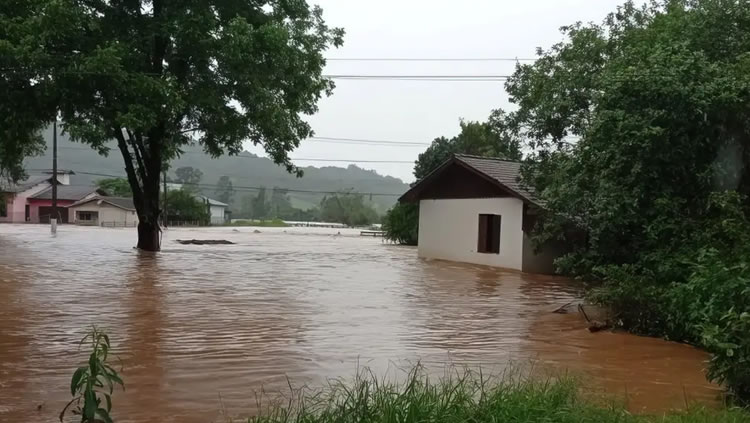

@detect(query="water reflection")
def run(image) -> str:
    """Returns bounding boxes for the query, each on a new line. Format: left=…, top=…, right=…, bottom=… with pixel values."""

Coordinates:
left=0, top=225, right=720, bottom=422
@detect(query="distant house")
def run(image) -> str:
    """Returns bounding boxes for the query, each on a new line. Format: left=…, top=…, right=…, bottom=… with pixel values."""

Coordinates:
left=68, top=196, right=139, bottom=227
left=28, top=186, right=105, bottom=223
left=399, top=154, right=566, bottom=274
left=165, top=183, right=229, bottom=225
left=0, top=171, right=73, bottom=223
left=200, top=196, right=229, bottom=225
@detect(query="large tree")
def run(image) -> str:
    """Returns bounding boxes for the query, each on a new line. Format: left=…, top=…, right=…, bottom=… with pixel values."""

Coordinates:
left=0, top=1, right=343, bottom=250
left=507, top=0, right=750, bottom=399
left=214, top=175, right=234, bottom=205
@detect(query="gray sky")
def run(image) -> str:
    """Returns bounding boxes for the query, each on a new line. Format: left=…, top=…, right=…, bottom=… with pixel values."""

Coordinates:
left=245, top=0, right=631, bottom=183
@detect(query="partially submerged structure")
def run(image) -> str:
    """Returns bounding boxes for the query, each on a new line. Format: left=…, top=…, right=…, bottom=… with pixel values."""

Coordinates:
left=399, top=154, right=565, bottom=274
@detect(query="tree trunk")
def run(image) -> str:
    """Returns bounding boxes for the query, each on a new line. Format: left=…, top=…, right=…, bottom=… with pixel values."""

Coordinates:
left=137, top=219, right=161, bottom=251
left=135, top=173, right=163, bottom=251
left=114, top=127, right=164, bottom=251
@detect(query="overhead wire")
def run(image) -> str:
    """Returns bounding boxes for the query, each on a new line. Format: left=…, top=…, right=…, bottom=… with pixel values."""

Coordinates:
left=58, top=170, right=405, bottom=197
left=55, top=146, right=416, bottom=163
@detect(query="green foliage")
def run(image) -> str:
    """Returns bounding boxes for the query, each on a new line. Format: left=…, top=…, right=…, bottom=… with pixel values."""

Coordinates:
left=214, top=176, right=234, bottom=205
left=249, top=365, right=750, bottom=423
left=61, top=327, right=124, bottom=423
left=319, top=192, right=379, bottom=226
left=509, top=1, right=750, bottom=400
left=166, top=189, right=210, bottom=224
left=413, top=114, right=522, bottom=180
left=382, top=203, right=419, bottom=245
left=0, top=0, right=343, bottom=249
left=95, top=178, right=132, bottom=197
left=384, top=112, right=522, bottom=244
left=0, top=193, right=7, bottom=217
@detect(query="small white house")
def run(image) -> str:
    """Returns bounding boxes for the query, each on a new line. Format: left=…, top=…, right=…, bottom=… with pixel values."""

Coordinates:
left=199, top=196, right=228, bottom=225
left=399, top=154, right=566, bottom=274
left=68, top=196, right=139, bottom=227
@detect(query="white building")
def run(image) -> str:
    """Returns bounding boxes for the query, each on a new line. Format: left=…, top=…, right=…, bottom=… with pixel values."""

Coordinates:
left=399, top=154, right=566, bottom=274
left=68, top=196, right=139, bottom=227
left=200, top=196, right=229, bottom=225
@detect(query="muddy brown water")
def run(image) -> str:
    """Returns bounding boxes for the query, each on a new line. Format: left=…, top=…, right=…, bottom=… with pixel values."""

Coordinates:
left=0, top=225, right=720, bottom=422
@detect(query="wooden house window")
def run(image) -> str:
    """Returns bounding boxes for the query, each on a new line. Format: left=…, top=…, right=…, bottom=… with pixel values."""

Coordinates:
left=477, top=214, right=501, bottom=254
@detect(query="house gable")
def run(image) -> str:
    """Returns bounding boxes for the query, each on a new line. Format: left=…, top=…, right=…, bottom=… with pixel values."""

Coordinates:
left=410, top=161, right=513, bottom=201
left=400, top=155, right=530, bottom=203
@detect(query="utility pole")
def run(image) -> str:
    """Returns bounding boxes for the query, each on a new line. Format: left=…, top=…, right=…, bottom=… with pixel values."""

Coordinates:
left=51, top=119, right=58, bottom=234
left=163, top=171, right=168, bottom=228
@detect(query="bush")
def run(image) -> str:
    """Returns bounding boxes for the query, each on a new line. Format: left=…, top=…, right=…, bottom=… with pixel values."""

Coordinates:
left=382, top=202, right=419, bottom=245
left=676, top=251, right=750, bottom=403
left=591, top=193, right=750, bottom=403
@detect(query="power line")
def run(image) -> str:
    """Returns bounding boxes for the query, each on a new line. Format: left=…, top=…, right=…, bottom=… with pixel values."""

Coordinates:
left=2, top=67, right=512, bottom=81
left=310, top=136, right=429, bottom=146
left=326, top=57, right=535, bottom=62
left=55, top=146, right=416, bottom=163
left=66, top=170, right=404, bottom=196
left=290, top=158, right=413, bottom=163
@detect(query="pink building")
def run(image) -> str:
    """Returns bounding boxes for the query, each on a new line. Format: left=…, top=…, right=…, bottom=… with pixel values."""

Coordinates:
left=1, top=175, right=56, bottom=223
left=0, top=170, right=92, bottom=223
left=27, top=186, right=105, bottom=223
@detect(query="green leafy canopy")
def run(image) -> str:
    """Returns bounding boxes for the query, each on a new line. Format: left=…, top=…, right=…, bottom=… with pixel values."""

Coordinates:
left=1, top=0, right=343, bottom=249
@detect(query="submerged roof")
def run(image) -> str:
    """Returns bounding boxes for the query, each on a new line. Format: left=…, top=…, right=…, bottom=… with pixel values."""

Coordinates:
left=399, top=154, right=540, bottom=206
left=31, top=186, right=104, bottom=201
left=69, top=196, right=136, bottom=211
left=199, top=196, right=228, bottom=207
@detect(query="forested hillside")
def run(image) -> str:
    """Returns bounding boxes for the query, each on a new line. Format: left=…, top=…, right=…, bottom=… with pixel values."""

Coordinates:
left=25, top=126, right=409, bottom=214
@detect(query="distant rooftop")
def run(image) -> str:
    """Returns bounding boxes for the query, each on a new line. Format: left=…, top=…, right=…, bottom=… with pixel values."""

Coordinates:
left=200, top=196, right=228, bottom=207
left=0, top=175, right=52, bottom=193
left=69, top=196, right=136, bottom=211
left=31, top=186, right=103, bottom=201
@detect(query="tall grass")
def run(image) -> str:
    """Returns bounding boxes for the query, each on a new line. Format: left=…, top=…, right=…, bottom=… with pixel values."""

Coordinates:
left=247, top=365, right=750, bottom=423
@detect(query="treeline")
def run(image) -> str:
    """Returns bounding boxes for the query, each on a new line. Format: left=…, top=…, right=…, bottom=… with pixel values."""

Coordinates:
left=97, top=165, right=383, bottom=226
left=386, top=0, right=750, bottom=403
left=234, top=187, right=380, bottom=226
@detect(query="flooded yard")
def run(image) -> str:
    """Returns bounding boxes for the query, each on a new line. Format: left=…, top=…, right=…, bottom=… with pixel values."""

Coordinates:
left=0, top=225, right=719, bottom=422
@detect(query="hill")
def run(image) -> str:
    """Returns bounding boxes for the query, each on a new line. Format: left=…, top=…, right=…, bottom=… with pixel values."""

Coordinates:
left=24, top=126, right=410, bottom=213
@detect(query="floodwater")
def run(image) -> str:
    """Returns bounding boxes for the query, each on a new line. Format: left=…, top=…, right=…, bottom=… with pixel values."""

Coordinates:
left=0, top=225, right=720, bottom=422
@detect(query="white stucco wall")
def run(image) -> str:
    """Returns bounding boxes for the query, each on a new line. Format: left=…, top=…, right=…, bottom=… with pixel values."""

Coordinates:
left=70, top=203, right=139, bottom=226
left=209, top=205, right=226, bottom=225
left=417, top=198, right=525, bottom=270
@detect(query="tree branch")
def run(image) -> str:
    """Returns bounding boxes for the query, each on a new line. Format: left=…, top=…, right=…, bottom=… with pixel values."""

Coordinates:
left=126, top=129, right=149, bottom=184
left=114, top=129, right=144, bottom=211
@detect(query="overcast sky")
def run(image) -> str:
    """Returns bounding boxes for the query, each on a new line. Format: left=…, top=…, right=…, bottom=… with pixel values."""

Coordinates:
left=244, top=0, right=633, bottom=183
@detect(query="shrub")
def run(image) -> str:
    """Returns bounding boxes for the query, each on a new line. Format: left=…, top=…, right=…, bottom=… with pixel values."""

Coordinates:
left=382, top=202, right=419, bottom=245
left=592, top=193, right=750, bottom=403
